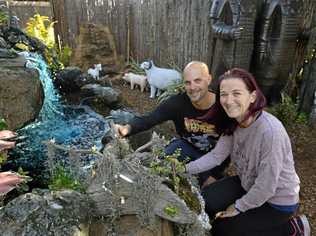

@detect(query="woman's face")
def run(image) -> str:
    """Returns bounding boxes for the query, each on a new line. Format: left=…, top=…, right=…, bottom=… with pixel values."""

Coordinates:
left=219, top=78, right=256, bottom=123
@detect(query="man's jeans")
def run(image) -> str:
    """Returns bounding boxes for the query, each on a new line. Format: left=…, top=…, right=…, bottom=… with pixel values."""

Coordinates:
left=164, top=138, right=230, bottom=186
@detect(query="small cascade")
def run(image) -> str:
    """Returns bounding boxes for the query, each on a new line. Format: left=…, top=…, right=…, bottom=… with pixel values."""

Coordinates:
left=7, top=53, right=109, bottom=179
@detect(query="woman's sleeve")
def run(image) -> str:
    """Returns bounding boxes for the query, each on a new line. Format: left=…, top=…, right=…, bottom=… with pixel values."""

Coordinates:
left=186, top=135, right=233, bottom=174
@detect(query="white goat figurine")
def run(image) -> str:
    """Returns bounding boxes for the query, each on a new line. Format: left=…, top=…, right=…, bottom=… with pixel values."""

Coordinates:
left=87, top=63, right=102, bottom=80
left=122, top=72, right=147, bottom=92
left=140, top=60, right=182, bottom=98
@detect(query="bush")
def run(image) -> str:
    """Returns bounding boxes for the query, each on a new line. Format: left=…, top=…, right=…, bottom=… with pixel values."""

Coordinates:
left=267, top=93, right=308, bottom=127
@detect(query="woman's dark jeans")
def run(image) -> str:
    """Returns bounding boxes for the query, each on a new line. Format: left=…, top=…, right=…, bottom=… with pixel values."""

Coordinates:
left=202, top=176, right=294, bottom=236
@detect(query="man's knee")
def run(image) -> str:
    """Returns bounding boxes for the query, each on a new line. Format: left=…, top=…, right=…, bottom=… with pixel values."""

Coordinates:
left=164, top=138, right=201, bottom=162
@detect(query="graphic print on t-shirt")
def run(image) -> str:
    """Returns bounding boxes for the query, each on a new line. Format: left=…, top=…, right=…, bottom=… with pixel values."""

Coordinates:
left=184, top=117, right=219, bottom=152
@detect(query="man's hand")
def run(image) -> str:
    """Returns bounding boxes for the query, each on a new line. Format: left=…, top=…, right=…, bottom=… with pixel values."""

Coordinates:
left=215, top=203, right=240, bottom=219
left=0, top=172, right=23, bottom=195
left=114, top=124, right=131, bottom=138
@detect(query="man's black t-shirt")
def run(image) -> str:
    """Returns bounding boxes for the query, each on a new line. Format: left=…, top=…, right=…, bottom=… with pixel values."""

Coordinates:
left=129, top=93, right=219, bottom=153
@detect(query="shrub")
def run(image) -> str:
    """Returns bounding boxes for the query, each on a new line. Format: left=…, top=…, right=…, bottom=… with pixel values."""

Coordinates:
left=267, top=93, right=308, bottom=127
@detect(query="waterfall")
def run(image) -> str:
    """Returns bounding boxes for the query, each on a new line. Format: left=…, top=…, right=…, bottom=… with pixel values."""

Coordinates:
left=7, top=52, right=109, bottom=176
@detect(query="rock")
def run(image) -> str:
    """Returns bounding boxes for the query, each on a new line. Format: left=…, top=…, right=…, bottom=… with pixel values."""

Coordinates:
left=0, top=48, right=18, bottom=58
left=0, top=58, right=44, bottom=129
left=87, top=143, right=196, bottom=225
left=0, top=54, right=26, bottom=67
left=88, top=215, right=174, bottom=236
left=0, top=36, right=9, bottom=48
left=55, top=66, right=85, bottom=93
left=70, top=23, right=122, bottom=72
left=2, top=26, right=47, bottom=53
left=0, top=190, right=92, bottom=236
left=154, top=184, right=196, bottom=224
left=55, top=67, right=112, bottom=94
left=81, top=84, right=121, bottom=106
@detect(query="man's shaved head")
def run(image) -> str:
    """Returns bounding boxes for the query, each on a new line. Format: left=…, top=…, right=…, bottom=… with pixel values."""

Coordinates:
left=183, top=61, right=210, bottom=77
left=182, top=61, right=213, bottom=108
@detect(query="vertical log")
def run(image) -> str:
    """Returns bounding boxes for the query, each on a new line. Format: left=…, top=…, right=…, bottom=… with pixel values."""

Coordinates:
left=50, top=0, right=70, bottom=47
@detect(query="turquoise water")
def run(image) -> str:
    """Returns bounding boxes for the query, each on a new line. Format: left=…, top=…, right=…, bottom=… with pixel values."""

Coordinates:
left=7, top=53, right=109, bottom=179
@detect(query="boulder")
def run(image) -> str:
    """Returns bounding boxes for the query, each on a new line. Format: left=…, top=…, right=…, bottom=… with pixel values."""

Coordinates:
left=0, top=190, right=91, bottom=236
left=81, top=84, right=121, bottom=107
left=0, top=56, right=44, bottom=129
left=55, top=67, right=113, bottom=94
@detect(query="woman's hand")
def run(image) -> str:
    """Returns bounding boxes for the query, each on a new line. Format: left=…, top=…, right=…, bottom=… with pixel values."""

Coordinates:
left=0, top=130, right=17, bottom=140
left=215, top=204, right=240, bottom=219
left=0, top=140, right=15, bottom=151
left=0, top=172, right=23, bottom=195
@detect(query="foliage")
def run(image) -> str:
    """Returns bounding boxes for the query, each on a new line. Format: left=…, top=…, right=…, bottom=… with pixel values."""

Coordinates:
left=158, top=81, right=185, bottom=104
left=125, top=57, right=146, bottom=75
left=25, top=14, right=56, bottom=49
left=49, top=165, right=85, bottom=193
left=0, top=153, right=7, bottom=168
left=0, top=118, right=8, bottom=131
left=0, top=9, right=8, bottom=25
left=150, top=148, right=186, bottom=195
left=15, top=167, right=32, bottom=193
left=164, top=204, right=179, bottom=217
left=24, top=14, right=63, bottom=73
left=267, top=93, right=308, bottom=127
left=57, top=45, right=72, bottom=67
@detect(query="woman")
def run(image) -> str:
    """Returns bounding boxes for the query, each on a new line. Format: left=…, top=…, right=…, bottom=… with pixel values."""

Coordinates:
left=185, top=68, right=310, bottom=235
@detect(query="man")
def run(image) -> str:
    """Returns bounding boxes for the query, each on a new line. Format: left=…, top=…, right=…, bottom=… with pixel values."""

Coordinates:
left=116, top=61, right=229, bottom=187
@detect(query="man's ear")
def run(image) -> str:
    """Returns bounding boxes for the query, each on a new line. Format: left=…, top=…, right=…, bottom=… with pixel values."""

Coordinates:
left=207, top=75, right=212, bottom=85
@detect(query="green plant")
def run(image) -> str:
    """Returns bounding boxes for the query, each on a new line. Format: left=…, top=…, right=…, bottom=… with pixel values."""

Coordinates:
left=0, top=153, right=7, bottom=168
left=0, top=118, right=8, bottom=131
left=15, top=167, right=32, bottom=193
left=125, top=57, right=146, bottom=75
left=49, top=165, right=85, bottom=193
left=25, top=14, right=56, bottom=49
left=267, top=93, right=308, bottom=127
left=150, top=148, right=186, bottom=195
left=57, top=45, right=72, bottom=67
left=158, top=81, right=185, bottom=104
left=164, top=205, right=179, bottom=217
left=0, top=9, right=8, bottom=25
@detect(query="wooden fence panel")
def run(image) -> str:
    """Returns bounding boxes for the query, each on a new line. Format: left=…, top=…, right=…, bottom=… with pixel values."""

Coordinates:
left=50, top=0, right=214, bottom=69
left=8, top=1, right=52, bottom=28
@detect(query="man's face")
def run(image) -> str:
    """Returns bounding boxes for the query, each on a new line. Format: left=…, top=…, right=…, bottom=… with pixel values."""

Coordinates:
left=183, top=67, right=211, bottom=103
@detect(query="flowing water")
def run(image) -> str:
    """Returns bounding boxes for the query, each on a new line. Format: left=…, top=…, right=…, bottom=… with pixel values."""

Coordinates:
left=7, top=53, right=110, bottom=180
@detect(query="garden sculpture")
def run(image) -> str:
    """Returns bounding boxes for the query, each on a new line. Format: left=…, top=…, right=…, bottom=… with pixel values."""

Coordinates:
left=140, top=60, right=182, bottom=98
left=210, top=0, right=303, bottom=103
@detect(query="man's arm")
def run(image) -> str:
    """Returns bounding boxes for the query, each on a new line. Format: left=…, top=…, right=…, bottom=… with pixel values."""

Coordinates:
left=116, top=95, right=179, bottom=137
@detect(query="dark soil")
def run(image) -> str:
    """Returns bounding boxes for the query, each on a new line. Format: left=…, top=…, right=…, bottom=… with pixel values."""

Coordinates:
left=112, top=77, right=316, bottom=234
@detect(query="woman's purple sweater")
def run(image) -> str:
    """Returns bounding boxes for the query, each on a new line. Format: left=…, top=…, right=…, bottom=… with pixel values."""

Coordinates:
left=186, top=111, right=300, bottom=212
